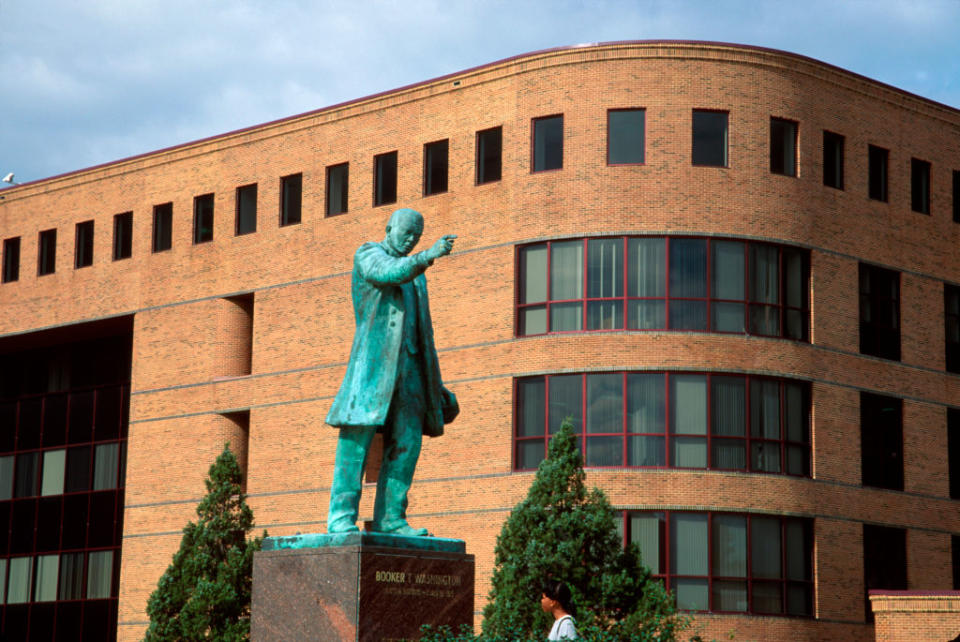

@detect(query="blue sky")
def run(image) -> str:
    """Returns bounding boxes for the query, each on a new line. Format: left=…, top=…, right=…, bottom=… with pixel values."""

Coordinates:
left=1, top=0, right=958, bottom=186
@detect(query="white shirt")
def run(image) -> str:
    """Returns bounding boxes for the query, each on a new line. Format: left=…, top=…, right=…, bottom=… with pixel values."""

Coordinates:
left=548, top=614, right=578, bottom=640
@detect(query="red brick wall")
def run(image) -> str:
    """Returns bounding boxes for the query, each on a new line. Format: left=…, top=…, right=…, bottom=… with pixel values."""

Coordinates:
left=1, top=42, right=958, bottom=641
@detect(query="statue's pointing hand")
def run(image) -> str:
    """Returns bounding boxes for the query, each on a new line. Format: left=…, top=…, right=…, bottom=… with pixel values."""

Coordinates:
left=427, top=234, right=457, bottom=260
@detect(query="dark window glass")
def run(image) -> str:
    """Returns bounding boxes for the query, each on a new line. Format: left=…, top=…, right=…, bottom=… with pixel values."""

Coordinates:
left=37, top=496, right=62, bottom=550
left=859, top=264, right=900, bottom=360
left=953, top=534, right=960, bottom=590
left=868, top=145, right=888, bottom=202
left=953, top=170, right=960, bottom=223
left=424, top=139, right=449, bottom=195
left=152, top=203, right=173, bottom=252
left=42, top=394, right=67, bottom=447
left=516, top=372, right=809, bottom=474
left=14, top=451, right=39, bottom=497
left=280, top=173, right=302, bottom=226
left=65, top=445, right=91, bottom=493
left=326, top=163, right=349, bottom=216
left=863, top=525, right=907, bottom=621
left=75, top=220, right=94, bottom=268
left=235, top=184, right=257, bottom=235
left=476, top=127, right=502, bottom=184
left=18, top=398, right=42, bottom=449
left=625, top=511, right=812, bottom=616
left=533, top=115, right=563, bottom=172
left=948, top=285, right=960, bottom=374
left=374, top=151, right=398, bottom=206
left=950, top=408, right=960, bottom=499
left=860, top=392, right=903, bottom=491
left=692, top=111, right=728, bottom=167
left=770, top=118, right=797, bottom=176
left=38, top=228, right=57, bottom=276
left=518, top=237, right=808, bottom=341
left=911, top=158, right=931, bottom=214
left=608, top=109, right=645, bottom=165
left=112, top=212, right=132, bottom=260
left=3, top=236, right=21, bottom=282
left=823, top=131, right=844, bottom=189
left=193, top=193, right=214, bottom=244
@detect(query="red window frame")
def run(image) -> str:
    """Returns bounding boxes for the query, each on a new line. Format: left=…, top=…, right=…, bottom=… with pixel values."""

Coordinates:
left=617, top=510, right=814, bottom=617
left=514, top=372, right=810, bottom=476
left=516, top=236, right=810, bottom=341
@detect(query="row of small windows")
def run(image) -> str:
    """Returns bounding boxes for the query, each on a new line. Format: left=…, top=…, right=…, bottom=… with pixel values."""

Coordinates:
left=0, top=550, right=116, bottom=605
left=4, top=109, right=959, bottom=283
left=0, top=443, right=123, bottom=500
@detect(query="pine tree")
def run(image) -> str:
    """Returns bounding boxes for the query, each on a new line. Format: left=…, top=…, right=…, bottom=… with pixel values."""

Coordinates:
left=145, top=444, right=265, bottom=641
left=481, top=420, right=690, bottom=641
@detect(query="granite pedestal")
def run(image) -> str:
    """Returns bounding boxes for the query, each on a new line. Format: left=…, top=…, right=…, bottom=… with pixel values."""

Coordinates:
left=251, top=532, right=475, bottom=642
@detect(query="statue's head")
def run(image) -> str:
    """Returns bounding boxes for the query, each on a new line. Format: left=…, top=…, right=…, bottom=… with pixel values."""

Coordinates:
left=385, top=208, right=424, bottom=256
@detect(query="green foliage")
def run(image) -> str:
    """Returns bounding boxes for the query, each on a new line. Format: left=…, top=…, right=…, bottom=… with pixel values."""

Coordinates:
left=145, top=445, right=265, bottom=641
left=475, top=420, right=691, bottom=641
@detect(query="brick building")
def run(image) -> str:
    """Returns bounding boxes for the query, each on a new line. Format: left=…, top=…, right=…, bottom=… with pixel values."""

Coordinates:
left=1, top=41, right=959, bottom=640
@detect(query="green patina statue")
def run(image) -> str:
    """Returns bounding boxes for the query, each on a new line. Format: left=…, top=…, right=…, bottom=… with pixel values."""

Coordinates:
left=325, top=208, right=459, bottom=537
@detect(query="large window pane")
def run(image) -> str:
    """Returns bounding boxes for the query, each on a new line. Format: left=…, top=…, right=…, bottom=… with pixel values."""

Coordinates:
left=629, top=301, right=665, bottom=329
left=35, top=554, right=59, bottom=602
left=550, top=303, right=582, bottom=332
left=608, top=109, right=646, bottom=165
left=627, top=374, right=665, bottom=434
left=87, top=551, right=113, bottom=599
left=549, top=375, right=582, bottom=434
left=66, top=445, right=91, bottom=493
left=15, top=451, right=39, bottom=497
left=516, top=379, right=545, bottom=437
left=533, top=116, right=563, bottom=171
left=671, top=375, right=707, bottom=435
left=517, top=441, right=544, bottom=470
left=586, top=436, right=622, bottom=466
left=630, top=512, right=664, bottom=574
left=0, top=455, right=13, bottom=500
left=713, top=515, right=747, bottom=612
left=670, top=239, right=707, bottom=298
left=751, top=380, right=780, bottom=439
left=751, top=517, right=782, bottom=579
left=551, top=241, right=583, bottom=300
left=7, top=556, right=33, bottom=604
left=672, top=513, right=708, bottom=610
left=628, top=436, right=665, bottom=466
left=520, top=245, right=547, bottom=304
left=41, top=449, right=66, bottom=496
left=59, top=552, right=84, bottom=600
left=628, top=238, right=666, bottom=297
left=93, top=443, right=120, bottom=490
left=587, top=374, right=622, bottom=434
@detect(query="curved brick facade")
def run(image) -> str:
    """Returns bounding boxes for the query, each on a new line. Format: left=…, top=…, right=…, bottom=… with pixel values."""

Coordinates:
left=1, top=42, right=959, bottom=640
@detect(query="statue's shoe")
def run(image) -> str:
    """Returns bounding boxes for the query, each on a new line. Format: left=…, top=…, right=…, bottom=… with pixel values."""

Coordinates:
left=327, top=522, right=360, bottom=534
left=373, top=521, right=429, bottom=537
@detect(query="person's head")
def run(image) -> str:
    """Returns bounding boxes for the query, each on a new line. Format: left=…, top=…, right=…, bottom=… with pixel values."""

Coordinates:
left=540, top=579, right=574, bottom=616
left=385, top=208, right=424, bottom=256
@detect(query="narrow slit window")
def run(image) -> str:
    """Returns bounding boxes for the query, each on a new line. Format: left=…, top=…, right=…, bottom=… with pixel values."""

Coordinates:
left=769, top=118, right=797, bottom=176
left=235, top=184, right=257, bottom=235
left=374, top=151, right=398, bottom=206
left=868, top=145, right=888, bottom=202
left=911, top=158, right=931, bottom=214
left=823, top=131, right=844, bottom=189
left=38, top=228, right=57, bottom=275
left=326, top=163, right=349, bottom=216
left=193, top=193, right=215, bottom=244
left=2, top=236, right=21, bottom=282
left=75, top=220, right=94, bottom=268
left=476, top=126, right=502, bottom=184
left=113, top=212, right=133, bottom=260
left=153, top=202, right=173, bottom=252
left=424, top=139, right=449, bottom=196
left=280, top=173, right=302, bottom=226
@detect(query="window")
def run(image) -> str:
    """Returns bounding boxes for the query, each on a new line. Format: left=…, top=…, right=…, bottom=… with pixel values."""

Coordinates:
left=863, top=525, right=907, bottom=621
left=692, top=110, right=728, bottom=167
left=38, top=229, right=56, bottom=276
left=860, top=392, right=903, bottom=491
left=75, top=220, right=94, bottom=268
left=423, top=139, right=449, bottom=195
left=911, top=158, right=931, bottom=214
left=953, top=534, right=960, bottom=590
left=152, top=202, right=173, bottom=252
left=868, top=145, right=888, bottom=202
left=859, top=264, right=900, bottom=360
left=374, top=151, right=398, bottom=206
left=948, top=285, right=960, bottom=374
left=622, top=511, right=812, bottom=615
left=113, top=212, right=132, bottom=260
left=2, top=237, right=20, bottom=282
left=518, top=237, right=808, bottom=340
left=515, top=372, right=809, bottom=474
left=532, top=115, right=563, bottom=172
left=953, top=170, right=960, bottom=223
left=770, top=118, right=797, bottom=176
left=608, top=109, right=645, bottom=165
left=326, top=163, right=349, bottom=216
left=823, top=131, right=844, bottom=189
left=235, top=184, right=257, bottom=235
left=949, top=408, right=960, bottom=499
left=280, top=173, right=302, bottom=226
left=476, top=126, right=502, bottom=184
left=193, top=193, right=214, bottom=244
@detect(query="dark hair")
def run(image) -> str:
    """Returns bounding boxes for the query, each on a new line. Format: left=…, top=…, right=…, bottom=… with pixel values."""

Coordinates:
left=542, top=579, right=575, bottom=615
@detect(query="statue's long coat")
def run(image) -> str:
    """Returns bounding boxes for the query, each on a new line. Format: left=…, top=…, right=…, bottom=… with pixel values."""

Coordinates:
left=325, top=241, right=449, bottom=436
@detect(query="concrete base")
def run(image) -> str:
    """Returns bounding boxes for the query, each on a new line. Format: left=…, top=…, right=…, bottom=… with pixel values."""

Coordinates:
left=251, top=533, right=475, bottom=642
